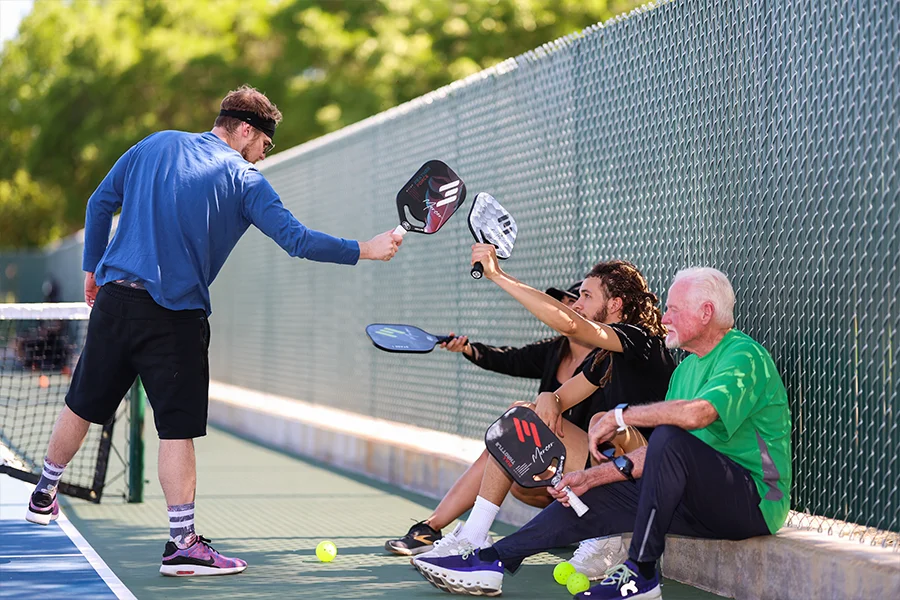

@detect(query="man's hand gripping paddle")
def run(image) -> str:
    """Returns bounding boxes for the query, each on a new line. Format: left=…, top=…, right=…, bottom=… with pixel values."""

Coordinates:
left=485, top=406, right=589, bottom=516
left=467, top=192, right=517, bottom=279
left=393, top=160, right=466, bottom=239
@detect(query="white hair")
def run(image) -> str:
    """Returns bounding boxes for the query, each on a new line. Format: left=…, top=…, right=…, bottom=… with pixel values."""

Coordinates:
left=671, top=267, right=735, bottom=328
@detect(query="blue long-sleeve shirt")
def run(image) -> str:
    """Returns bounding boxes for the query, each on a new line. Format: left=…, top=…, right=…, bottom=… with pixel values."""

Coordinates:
left=83, top=131, right=360, bottom=315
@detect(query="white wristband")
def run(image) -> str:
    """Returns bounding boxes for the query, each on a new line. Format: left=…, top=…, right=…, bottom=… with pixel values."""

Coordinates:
left=614, top=407, right=628, bottom=432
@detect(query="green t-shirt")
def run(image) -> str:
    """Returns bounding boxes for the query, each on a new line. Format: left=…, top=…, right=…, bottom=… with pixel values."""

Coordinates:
left=666, top=330, right=792, bottom=533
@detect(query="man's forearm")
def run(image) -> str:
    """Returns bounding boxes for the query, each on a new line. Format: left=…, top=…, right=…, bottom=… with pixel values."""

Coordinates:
left=491, top=272, right=579, bottom=333
left=628, top=445, right=647, bottom=479
left=622, top=400, right=718, bottom=430
left=491, top=272, right=622, bottom=351
left=586, top=445, right=647, bottom=489
left=82, top=209, right=113, bottom=272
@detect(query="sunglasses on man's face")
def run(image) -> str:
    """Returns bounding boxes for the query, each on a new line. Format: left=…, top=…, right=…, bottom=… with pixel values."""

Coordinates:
left=262, top=138, right=275, bottom=155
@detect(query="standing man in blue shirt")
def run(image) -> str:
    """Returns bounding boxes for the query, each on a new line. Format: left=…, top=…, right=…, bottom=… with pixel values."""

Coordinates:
left=25, top=85, right=403, bottom=576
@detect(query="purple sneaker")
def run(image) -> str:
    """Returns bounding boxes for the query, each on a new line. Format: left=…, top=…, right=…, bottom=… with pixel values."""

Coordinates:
left=26, top=489, right=59, bottom=525
left=576, top=559, right=661, bottom=599
left=414, top=549, right=504, bottom=596
left=160, top=535, right=247, bottom=576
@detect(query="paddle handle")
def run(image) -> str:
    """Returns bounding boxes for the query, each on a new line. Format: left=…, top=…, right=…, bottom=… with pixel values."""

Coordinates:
left=471, top=262, right=484, bottom=279
left=563, top=486, right=589, bottom=517
left=436, top=335, right=455, bottom=344
left=393, top=225, right=407, bottom=237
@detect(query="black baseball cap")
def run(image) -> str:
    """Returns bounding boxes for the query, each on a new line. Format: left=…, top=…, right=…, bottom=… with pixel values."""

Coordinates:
left=545, top=280, right=582, bottom=302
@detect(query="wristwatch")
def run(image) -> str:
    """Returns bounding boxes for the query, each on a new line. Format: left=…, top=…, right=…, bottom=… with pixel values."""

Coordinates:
left=614, top=403, right=629, bottom=432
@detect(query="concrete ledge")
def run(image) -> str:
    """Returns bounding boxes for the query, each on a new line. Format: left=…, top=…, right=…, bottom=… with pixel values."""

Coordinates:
left=664, top=532, right=899, bottom=599
left=207, top=382, right=541, bottom=527
left=208, top=382, right=899, bottom=599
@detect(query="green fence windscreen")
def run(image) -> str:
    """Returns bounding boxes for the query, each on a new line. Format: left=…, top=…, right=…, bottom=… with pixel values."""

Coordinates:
left=208, top=1, right=895, bottom=539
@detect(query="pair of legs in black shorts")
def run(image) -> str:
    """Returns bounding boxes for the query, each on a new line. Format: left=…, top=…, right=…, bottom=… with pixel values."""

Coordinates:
left=66, top=283, right=210, bottom=440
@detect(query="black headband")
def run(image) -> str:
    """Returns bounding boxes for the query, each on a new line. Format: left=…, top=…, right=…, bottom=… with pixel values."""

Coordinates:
left=218, top=109, right=276, bottom=139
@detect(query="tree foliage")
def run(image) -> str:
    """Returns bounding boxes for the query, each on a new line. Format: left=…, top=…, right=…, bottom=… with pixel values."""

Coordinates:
left=0, top=0, right=643, bottom=248
left=0, top=170, right=65, bottom=249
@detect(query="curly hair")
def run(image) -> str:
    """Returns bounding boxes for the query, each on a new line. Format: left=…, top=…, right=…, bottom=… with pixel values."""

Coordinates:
left=586, top=260, right=666, bottom=387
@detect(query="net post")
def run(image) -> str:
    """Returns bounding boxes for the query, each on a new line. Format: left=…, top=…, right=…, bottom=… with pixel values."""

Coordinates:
left=127, top=377, right=145, bottom=503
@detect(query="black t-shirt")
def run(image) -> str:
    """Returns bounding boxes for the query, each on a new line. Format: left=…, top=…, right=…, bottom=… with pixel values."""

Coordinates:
left=464, top=336, right=601, bottom=431
left=465, top=325, right=674, bottom=434
left=581, top=323, right=676, bottom=428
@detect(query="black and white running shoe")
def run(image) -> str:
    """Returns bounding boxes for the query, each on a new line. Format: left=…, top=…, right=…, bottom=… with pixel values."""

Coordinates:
left=384, top=520, right=442, bottom=556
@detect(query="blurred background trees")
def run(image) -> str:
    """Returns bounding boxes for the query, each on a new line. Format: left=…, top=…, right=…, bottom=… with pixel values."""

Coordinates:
left=0, top=0, right=643, bottom=249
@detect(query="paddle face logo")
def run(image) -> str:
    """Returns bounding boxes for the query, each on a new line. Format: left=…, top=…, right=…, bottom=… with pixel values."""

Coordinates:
left=374, top=326, right=412, bottom=339
left=532, top=442, right=555, bottom=467
left=422, top=178, right=461, bottom=230
left=512, top=416, right=542, bottom=448
left=497, top=214, right=513, bottom=234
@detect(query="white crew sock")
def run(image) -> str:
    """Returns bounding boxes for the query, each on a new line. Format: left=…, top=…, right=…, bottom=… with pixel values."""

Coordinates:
left=459, top=495, right=500, bottom=546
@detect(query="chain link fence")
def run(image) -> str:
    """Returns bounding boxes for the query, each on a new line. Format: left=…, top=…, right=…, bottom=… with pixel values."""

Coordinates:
left=209, top=0, right=898, bottom=546
left=1, top=0, right=887, bottom=544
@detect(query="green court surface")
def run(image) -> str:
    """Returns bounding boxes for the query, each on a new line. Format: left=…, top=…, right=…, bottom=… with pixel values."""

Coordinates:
left=60, top=425, right=729, bottom=599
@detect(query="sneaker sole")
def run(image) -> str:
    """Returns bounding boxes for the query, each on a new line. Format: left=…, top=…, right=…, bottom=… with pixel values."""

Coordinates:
left=419, top=565, right=498, bottom=596
left=412, top=560, right=449, bottom=589
left=160, top=564, right=247, bottom=577
left=418, top=568, right=455, bottom=594
left=385, top=541, right=435, bottom=556
left=424, top=568, right=501, bottom=597
left=25, top=508, right=58, bottom=526
left=415, top=561, right=502, bottom=597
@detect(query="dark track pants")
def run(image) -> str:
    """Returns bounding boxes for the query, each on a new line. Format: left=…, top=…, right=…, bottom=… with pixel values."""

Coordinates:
left=488, top=425, right=771, bottom=572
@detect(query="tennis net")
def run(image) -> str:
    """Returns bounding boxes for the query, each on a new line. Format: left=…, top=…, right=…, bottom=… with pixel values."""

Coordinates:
left=0, top=303, right=143, bottom=503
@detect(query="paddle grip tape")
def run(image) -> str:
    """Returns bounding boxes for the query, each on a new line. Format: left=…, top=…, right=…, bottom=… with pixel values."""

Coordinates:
left=564, top=486, right=590, bottom=517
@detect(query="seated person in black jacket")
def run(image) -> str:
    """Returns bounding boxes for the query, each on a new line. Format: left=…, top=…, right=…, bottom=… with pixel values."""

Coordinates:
left=387, top=259, right=674, bottom=578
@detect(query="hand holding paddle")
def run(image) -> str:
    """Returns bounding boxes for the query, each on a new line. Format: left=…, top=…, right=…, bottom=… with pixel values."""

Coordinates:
left=467, top=192, right=517, bottom=279
left=440, top=334, right=470, bottom=354
left=360, top=230, right=404, bottom=261
left=548, top=470, right=594, bottom=507
left=471, top=243, right=501, bottom=279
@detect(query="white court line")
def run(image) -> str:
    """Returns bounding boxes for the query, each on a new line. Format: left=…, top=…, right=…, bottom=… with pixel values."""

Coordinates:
left=1, top=475, right=136, bottom=597
left=55, top=511, right=137, bottom=600
left=0, top=553, right=83, bottom=558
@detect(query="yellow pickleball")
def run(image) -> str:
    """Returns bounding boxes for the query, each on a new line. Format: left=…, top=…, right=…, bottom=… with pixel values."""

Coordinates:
left=315, top=540, right=337, bottom=562
left=567, top=572, right=591, bottom=595
left=553, top=562, right=576, bottom=585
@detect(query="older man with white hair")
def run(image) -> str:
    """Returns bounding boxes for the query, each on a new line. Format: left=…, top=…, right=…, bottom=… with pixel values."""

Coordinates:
left=413, top=268, right=792, bottom=599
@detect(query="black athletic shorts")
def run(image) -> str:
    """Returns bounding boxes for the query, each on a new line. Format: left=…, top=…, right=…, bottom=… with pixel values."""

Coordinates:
left=65, top=283, right=210, bottom=439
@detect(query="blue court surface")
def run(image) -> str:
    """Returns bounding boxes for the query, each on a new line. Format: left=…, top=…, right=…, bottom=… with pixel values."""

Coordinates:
left=0, top=475, right=135, bottom=599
